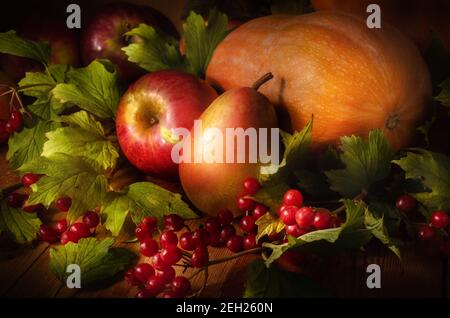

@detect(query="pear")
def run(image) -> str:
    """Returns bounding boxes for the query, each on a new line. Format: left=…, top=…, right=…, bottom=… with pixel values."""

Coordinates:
left=179, top=73, right=278, bottom=216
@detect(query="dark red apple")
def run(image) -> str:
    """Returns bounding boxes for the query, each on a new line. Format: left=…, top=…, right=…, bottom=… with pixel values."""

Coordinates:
left=0, top=17, right=80, bottom=80
left=81, top=3, right=178, bottom=83
left=116, top=70, right=217, bottom=179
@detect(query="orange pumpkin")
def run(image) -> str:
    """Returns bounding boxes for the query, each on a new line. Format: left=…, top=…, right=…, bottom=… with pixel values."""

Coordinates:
left=206, top=11, right=432, bottom=151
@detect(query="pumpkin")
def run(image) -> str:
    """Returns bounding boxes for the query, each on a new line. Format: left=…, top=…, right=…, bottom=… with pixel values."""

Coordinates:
left=206, top=11, right=432, bottom=151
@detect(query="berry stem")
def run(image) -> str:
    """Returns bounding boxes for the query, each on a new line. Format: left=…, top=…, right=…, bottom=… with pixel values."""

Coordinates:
left=1, top=183, right=23, bottom=195
left=207, top=247, right=262, bottom=265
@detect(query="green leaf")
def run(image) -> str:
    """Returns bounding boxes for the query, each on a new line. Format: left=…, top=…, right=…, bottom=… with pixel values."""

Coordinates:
left=101, top=192, right=133, bottom=237
left=424, top=34, right=450, bottom=88
left=7, top=120, right=60, bottom=170
left=122, top=24, right=184, bottom=73
left=260, top=117, right=312, bottom=183
left=0, top=199, right=41, bottom=244
left=393, top=149, right=450, bottom=212
left=184, top=9, right=230, bottom=77
left=49, top=237, right=136, bottom=287
left=19, top=154, right=108, bottom=223
left=364, top=206, right=401, bottom=259
left=324, top=130, right=394, bottom=197
left=294, top=169, right=333, bottom=198
left=244, top=259, right=329, bottom=298
left=255, top=212, right=285, bottom=242
left=129, top=182, right=198, bottom=224
left=52, top=60, right=120, bottom=119
left=0, top=30, right=50, bottom=64
left=435, top=78, right=450, bottom=109
left=18, top=64, right=69, bottom=97
left=253, top=182, right=289, bottom=212
left=263, top=200, right=371, bottom=265
left=42, top=111, right=119, bottom=170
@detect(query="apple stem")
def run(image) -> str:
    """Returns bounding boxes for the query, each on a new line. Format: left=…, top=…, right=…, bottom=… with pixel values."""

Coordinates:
left=252, top=72, right=274, bottom=91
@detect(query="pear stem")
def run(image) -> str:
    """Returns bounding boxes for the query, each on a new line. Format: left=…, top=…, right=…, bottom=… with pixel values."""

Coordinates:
left=252, top=72, right=273, bottom=91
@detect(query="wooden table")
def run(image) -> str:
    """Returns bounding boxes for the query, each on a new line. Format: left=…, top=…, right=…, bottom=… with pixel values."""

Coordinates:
left=0, top=145, right=448, bottom=298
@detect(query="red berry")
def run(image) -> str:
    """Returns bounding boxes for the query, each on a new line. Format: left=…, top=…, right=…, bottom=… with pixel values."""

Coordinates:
left=136, top=288, right=155, bottom=299
left=243, top=177, right=260, bottom=196
left=134, top=263, right=155, bottom=283
left=209, top=230, right=223, bottom=247
left=164, top=214, right=184, bottom=232
left=395, top=194, right=417, bottom=213
left=136, top=289, right=153, bottom=298
left=69, top=222, right=90, bottom=238
left=204, top=217, right=221, bottom=234
left=155, top=266, right=175, bottom=284
left=253, top=204, right=268, bottom=220
left=160, top=246, right=182, bottom=265
left=140, top=238, right=159, bottom=257
left=171, top=276, right=191, bottom=296
left=243, top=234, right=258, bottom=250
left=280, top=205, right=298, bottom=226
left=141, top=216, right=158, bottom=231
left=160, top=230, right=178, bottom=248
left=152, top=253, right=170, bottom=271
left=283, top=189, right=303, bottom=207
left=191, top=247, right=209, bottom=268
left=38, top=224, right=58, bottom=243
left=192, top=228, right=210, bottom=248
left=277, top=204, right=288, bottom=216
left=220, top=224, right=236, bottom=242
left=23, top=203, right=44, bottom=213
left=135, top=224, right=152, bottom=242
left=218, top=209, right=233, bottom=225
left=329, top=215, right=343, bottom=228
left=237, top=197, right=255, bottom=211
left=54, top=219, right=68, bottom=235
left=226, top=235, right=244, bottom=253
left=417, top=225, right=435, bottom=241
left=313, top=208, right=332, bottom=230
left=285, top=225, right=304, bottom=237
left=161, top=291, right=178, bottom=298
left=55, top=197, right=72, bottom=212
left=0, top=120, right=9, bottom=144
left=6, top=192, right=27, bottom=208
left=179, top=232, right=195, bottom=251
left=145, top=276, right=165, bottom=296
left=60, top=231, right=79, bottom=244
left=21, top=173, right=40, bottom=187
left=5, top=111, right=22, bottom=133
left=430, top=210, right=449, bottom=229
left=240, top=215, right=256, bottom=233
left=295, top=207, right=314, bottom=229
left=124, top=269, right=140, bottom=286
left=82, top=211, right=99, bottom=228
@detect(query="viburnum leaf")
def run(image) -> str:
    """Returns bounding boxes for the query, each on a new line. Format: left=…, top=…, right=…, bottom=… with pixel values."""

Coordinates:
left=324, top=130, right=394, bottom=197
left=7, top=120, right=60, bottom=170
left=0, top=197, right=41, bottom=244
left=129, top=182, right=198, bottom=225
left=101, top=192, right=134, bottom=237
left=424, top=34, right=450, bottom=87
left=255, top=212, right=285, bottom=242
left=0, top=30, right=50, bottom=64
left=364, top=206, right=401, bottom=259
left=18, top=153, right=108, bottom=223
left=254, top=182, right=290, bottom=213
left=49, top=237, right=136, bottom=287
left=244, top=259, right=329, bottom=298
left=122, top=24, right=184, bottom=73
left=184, top=9, right=230, bottom=77
left=42, top=111, right=119, bottom=170
left=52, top=60, right=120, bottom=119
left=393, top=149, right=450, bottom=212
left=435, top=78, right=450, bottom=109
left=260, top=117, right=312, bottom=183
left=263, top=200, right=372, bottom=265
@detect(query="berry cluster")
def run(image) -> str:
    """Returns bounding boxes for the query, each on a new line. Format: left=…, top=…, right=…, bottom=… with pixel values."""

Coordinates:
left=0, top=110, right=23, bottom=144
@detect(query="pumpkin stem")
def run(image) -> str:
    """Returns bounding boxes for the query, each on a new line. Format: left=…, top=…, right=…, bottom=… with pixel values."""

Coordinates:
left=252, top=73, right=274, bottom=91
left=385, top=113, right=399, bottom=130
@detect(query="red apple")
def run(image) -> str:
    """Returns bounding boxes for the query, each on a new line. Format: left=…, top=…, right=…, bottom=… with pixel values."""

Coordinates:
left=116, top=70, right=217, bottom=179
left=0, top=16, right=80, bottom=80
left=81, top=3, right=178, bottom=82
